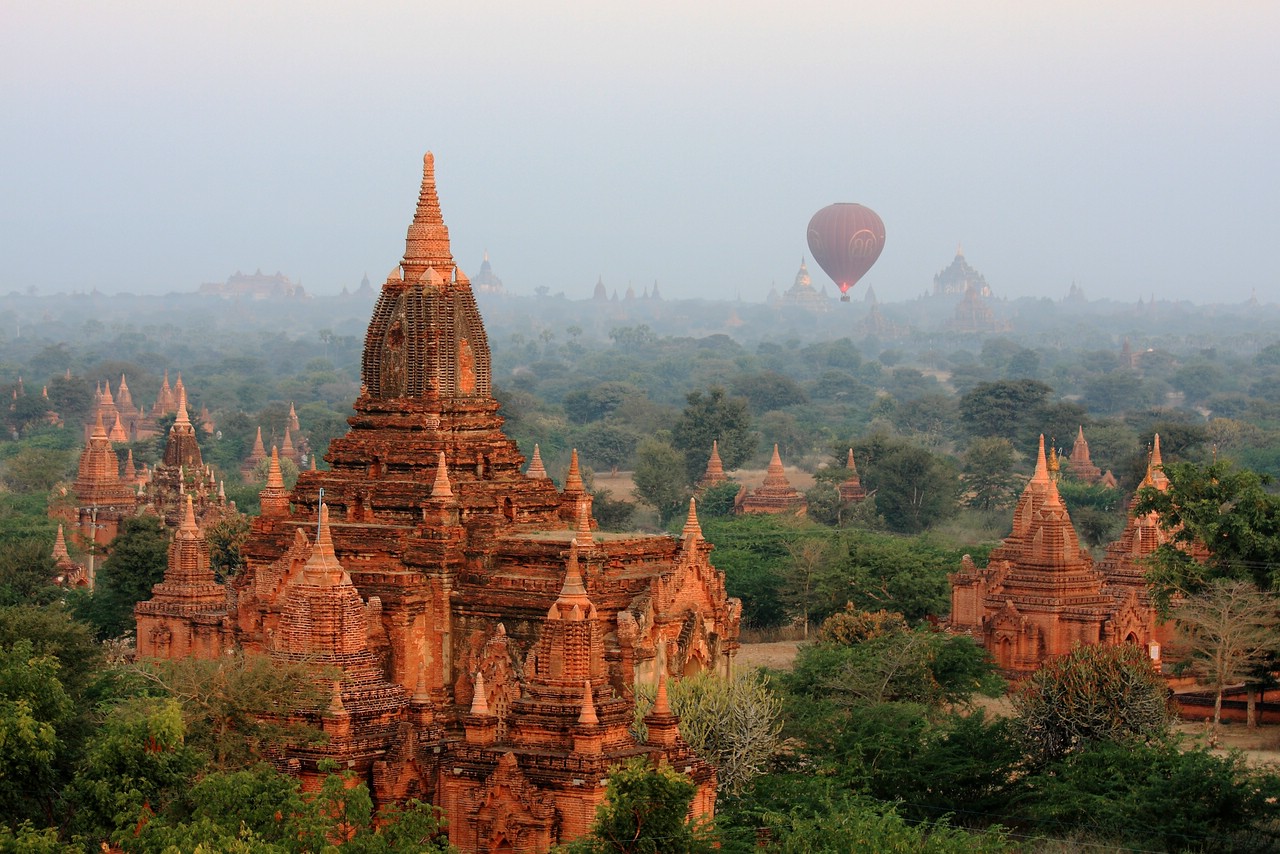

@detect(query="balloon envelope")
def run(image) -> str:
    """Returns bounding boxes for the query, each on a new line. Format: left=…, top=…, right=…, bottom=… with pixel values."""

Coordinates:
left=806, top=204, right=886, bottom=297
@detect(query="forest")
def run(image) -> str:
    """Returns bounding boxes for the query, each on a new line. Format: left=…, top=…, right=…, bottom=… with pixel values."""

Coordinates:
left=2, top=289, right=1280, bottom=851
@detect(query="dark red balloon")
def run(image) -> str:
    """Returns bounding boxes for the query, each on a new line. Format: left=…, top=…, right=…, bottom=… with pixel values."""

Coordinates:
left=806, top=204, right=886, bottom=300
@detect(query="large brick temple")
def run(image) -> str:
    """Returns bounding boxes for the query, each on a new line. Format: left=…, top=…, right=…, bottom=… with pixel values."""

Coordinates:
left=136, top=153, right=741, bottom=853
left=948, top=435, right=1171, bottom=675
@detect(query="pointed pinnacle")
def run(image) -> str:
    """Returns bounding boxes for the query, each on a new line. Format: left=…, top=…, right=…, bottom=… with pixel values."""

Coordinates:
left=564, top=449, right=584, bottom=492
left=578, top=680, right=599, bottom=726
left=431, top=451, right=453, bottom=500
left=654, top=671, right=671, bottom=715
left=575, top=501, right=593, bottom=547
left=1032, top=435, right=1050, bottom=484
left=303, top=503, right=344, bottom=584
left=470, top=671, right=491, bottom=716
left=174, top=387, right=191, bottom=427
left=179, top=493, right=198, bottom=536
left=526, top=444, right=548, bottom=479
left=266, top=446, right=284, bottom=489
left=682, top=498, right=701, bottom=541
left=52, top=524, right=69, bottom=560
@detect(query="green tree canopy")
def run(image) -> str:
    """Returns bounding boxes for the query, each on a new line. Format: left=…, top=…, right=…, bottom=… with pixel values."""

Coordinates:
left=1134, top=460, right=1280, bottom=605
left=671, top=387, right=755, bottom=485
left=1012, top=643, right=1171, bottom=763
left=561, top=757, right=714, bottom=854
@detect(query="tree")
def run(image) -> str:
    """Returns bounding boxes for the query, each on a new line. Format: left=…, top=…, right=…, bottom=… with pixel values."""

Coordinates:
left=633, top=671, right=782, bottom=797
left=960, top=437, right=1021, bottom=511
left=564, top=382, right=642, bottom=425
left=65, top=697, right=204, bottom=844
left=671, top=388, right=755, bottom=485
left=1, top=447, right=74, bottom=493
left=859, top=442, right=958, bottom=534
left=695, top=481, right=740, bottom=519
left=0, top=640, right=75, bottom=827
left=1135, top=460, right=1280, bottom=607
left=562, top=757, right=714, bottom=854
left=79, top=514, right=168, bottom=639
left=631, top=439, right=688, bottom=526
left=575, top=422, right=639, bottom=475
left=1022, top=740, right=1280, bottom=853
left=134, top=763, right=453, bottom=853
left=1173, top=580, right=1280, bottom=727
left=783, top=538, right=836, bottom=636
left=729, top=371, right=807, bottom=413
left=204, top=514, right=251, bottom=581
left=590, top=489, right=635, bottom=532
left=754, top=793, right=1012, bottom=854
left=790, top=625, right=999, bottom=710
left=1012, top=643, right=1171, bottom=763
left=0, top=538, right=61, bottom=607
left=132, top=653, right=330, bottom=770
left=699, top=515, right=795, bottom=629
left=958, top=379, right=1052, bottom=439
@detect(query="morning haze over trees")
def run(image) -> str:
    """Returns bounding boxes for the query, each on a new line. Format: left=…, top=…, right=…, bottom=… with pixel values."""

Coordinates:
left=3, top=268, right=1280, bottom=850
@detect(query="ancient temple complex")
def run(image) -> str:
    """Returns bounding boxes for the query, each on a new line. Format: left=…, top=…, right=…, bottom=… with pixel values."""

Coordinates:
left=85, top=370, right=206, bottom=445
left=948, top=436, right=1166, bottom=675
left=136, top=153, right=740, bottom=853
left=932, top=245, right=991, bottom=297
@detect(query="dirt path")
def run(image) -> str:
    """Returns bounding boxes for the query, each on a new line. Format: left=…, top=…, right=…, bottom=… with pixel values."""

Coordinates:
left=737, top=641, right=801, bottom=671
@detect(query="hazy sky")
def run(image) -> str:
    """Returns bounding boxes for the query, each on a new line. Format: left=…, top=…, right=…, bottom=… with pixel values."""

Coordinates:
left=3, top=2, right=1277, bottom=303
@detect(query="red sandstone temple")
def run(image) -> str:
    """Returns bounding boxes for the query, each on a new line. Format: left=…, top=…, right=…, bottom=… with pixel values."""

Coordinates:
left=837, top=448, right=867, bottom=504
left=135, top=153, right=740, bottom=853
left=736, top=445, right=806, bottom=515
left=949, top=435, right=1171, bottom=675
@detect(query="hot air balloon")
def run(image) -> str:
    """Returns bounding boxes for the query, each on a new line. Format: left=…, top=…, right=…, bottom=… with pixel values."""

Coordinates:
left=806, top=204, right=885, bottom=302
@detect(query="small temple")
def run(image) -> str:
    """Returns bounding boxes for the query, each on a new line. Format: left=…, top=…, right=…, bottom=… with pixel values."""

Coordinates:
left=698, top=440, right=728, bottom=489
left=737, top=445, right=806, bottom=515
left=838, top=448, right=867, bottom=503
left=1067, top=425, right=1102, bottom=483
left=135, top=152, right=739, bottom=853
left=770, top=258, right=830, bottom=309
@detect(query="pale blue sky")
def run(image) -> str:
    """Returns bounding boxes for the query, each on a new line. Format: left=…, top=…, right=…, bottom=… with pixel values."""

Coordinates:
left=2, top=1, right=1276, bottom=302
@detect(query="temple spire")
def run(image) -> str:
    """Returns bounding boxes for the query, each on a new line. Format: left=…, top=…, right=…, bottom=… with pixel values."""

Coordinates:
left=564, top=449, right=584, bottom=493
left=400, top=151, right=455, bottom=282
left=526, top=444, right=548, bottom=479
left=577, top=679, right=599, bottom=726
left=267, top=446, right=284, bottom=490
left=654, top=671, right=671, bottom=715
left=574, top=501, right=594, bottom=548
left=470, top=670, right=491, bottom=716
left=302, top=503, right=344, bottom=586
left=1032, top=434, right=1050, bottom=485
left=52, top=524, right=70, bottom=560
left=178, top=493, right=198, bottom=537
left=174, top=387, right=191, bottom=428
left=431, top=451, right=453, bottom=500
left=682, top=498, right=702, bottom=542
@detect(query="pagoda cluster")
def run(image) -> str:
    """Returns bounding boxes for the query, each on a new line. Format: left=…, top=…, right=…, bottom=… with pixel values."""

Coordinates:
left=51, top=374, right=238, bottom=586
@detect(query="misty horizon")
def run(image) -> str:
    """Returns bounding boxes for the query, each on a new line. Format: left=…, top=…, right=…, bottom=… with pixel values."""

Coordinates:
left=3, top=3, right=1276, bottom=303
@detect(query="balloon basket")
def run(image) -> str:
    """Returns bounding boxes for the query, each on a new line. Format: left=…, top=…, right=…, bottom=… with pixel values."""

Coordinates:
left=840, top=294, right=850, bottom=303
